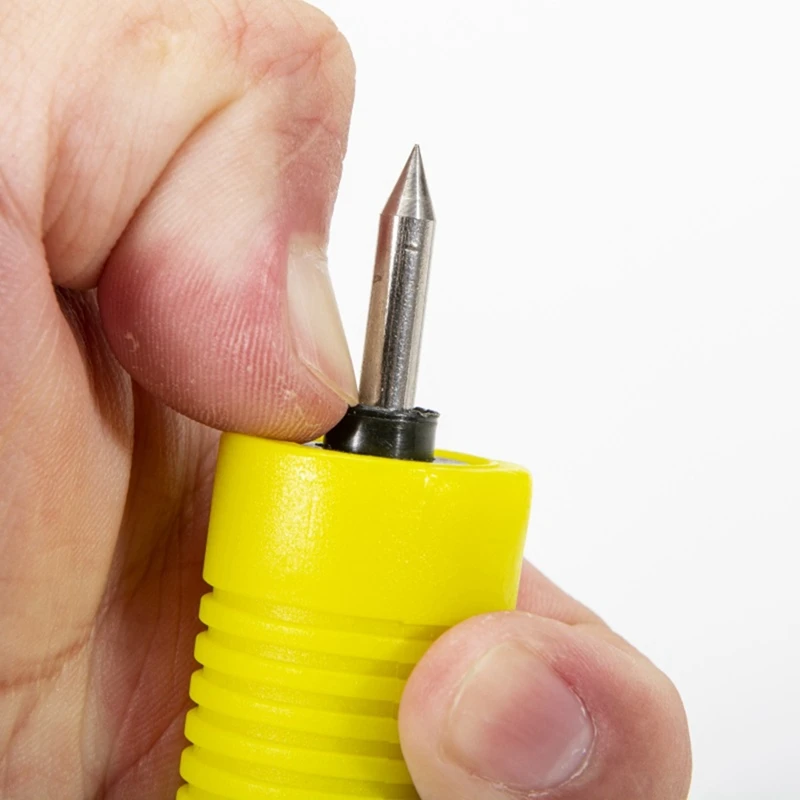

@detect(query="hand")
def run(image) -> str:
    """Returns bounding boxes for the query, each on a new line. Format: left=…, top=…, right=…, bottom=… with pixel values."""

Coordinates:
left=0, top=1, right=691, bottom=798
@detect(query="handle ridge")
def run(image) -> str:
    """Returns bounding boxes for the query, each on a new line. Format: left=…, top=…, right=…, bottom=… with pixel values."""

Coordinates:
left=178, top=589, right=444, bottom=798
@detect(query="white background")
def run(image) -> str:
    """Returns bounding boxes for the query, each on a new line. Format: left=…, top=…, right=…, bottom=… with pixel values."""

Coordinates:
left=313, top=2, right=800, bottom=798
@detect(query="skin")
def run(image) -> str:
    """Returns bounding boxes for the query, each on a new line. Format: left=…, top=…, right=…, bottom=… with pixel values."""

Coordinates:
left=0, top=1, right=692, bottom=798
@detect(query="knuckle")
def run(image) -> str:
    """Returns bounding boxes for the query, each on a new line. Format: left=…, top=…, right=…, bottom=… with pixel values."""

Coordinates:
left=270, top=0, right=346, bottom=53
left=219, top=0, right=354, bottom=87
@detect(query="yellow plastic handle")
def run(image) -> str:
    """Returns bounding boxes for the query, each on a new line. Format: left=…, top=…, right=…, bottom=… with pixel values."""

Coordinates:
left=178, top=433, right=531, bottom=799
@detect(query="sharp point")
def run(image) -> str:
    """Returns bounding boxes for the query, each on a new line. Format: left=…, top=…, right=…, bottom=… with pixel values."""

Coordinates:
left=382, top=145, right=435, bottom=221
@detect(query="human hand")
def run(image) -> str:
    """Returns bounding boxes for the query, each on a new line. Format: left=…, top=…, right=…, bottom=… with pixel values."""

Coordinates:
left=0, top=1, right=690, bottom=797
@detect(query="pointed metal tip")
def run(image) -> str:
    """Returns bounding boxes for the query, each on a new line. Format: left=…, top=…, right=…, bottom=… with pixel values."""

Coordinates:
left=382, top=145, right=435, bottom=221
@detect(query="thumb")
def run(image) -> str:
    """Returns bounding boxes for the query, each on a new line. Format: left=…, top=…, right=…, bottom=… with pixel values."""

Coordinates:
left=400, top=604, right=691, bottom=799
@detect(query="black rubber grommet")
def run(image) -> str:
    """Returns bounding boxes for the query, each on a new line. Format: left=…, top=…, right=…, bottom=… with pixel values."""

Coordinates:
left=323, top=404, right=439, bottom=462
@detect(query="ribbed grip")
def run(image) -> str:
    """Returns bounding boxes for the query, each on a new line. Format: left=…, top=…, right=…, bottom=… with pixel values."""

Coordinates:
left=177, top=435, right=531, bottom=799
left=178, top=589, right=445, bottom=799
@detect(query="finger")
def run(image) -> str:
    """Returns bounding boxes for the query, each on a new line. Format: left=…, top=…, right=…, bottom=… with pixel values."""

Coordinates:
left=0, top=185, right=132, bottom=681
left=20, top=0, right=357, bottom=440
left=96, top=1, right=358, bottom=439
left=400, top=606, right=691, bottom=800
left=517, top=560, right=604, bottom=625
left=97, top=3, right=358, bottom=438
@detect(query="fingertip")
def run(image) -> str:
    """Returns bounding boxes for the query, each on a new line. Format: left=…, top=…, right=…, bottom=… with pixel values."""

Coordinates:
left=98, top=228, right=354, bottom=440
left=400, top=612, right=691, bottom=800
